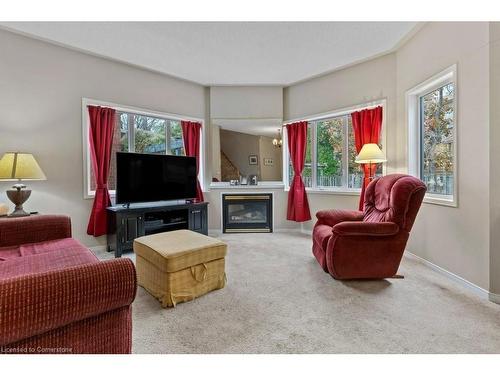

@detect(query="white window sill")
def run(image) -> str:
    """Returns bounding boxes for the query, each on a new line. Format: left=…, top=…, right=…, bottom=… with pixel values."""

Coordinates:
left=423, top=194, right=457, bottom=207
left=283, top=187, right=361, bottom=196
left=209, top=182, right=285, bottom=190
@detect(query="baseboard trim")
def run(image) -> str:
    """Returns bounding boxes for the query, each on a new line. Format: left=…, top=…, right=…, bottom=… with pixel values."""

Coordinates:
left=89, top=245, right=107, bottom=252
left=404, top=251, right=492, bottom=301
left=300, top=223, right=313, bottom=236
left=274, top=228, right=304, bottom=233
left=488, top=293, right=500, bottom=304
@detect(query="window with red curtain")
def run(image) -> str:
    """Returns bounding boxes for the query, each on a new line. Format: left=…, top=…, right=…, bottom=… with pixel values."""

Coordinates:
left=87, top=105, right=116, bottom=236
left=181, top=120, right=204, bottom=202
left=351, top=106, right=383, bottom=210
left=286, top=121, right=311, bottom=222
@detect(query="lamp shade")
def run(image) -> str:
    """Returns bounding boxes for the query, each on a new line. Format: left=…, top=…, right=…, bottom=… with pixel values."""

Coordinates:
left=355, top=144, right=387, bottom=164
left=0, top=152, right=46, bottom=181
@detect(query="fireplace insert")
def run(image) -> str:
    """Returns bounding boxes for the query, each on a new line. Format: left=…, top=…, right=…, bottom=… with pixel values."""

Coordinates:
left=222, top=193, right=272, bottom=233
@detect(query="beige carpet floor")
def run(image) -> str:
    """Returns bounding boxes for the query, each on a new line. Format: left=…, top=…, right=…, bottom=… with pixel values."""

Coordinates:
left=95, top=232, right=500, bottom=353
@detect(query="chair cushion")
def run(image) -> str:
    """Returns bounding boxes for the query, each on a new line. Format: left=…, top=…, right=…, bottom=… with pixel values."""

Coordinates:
left=313, top=224, right=334, bottom=250
left=0, top=238, right=98, bottom=280
left=133, top=230, right=227, bottom=273
left=0, top=245, right=21, bottom=261
left=363, top=174, right=427, bottom=230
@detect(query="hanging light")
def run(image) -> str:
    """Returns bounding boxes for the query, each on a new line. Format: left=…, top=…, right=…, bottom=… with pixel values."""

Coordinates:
left=272, top=129, right=283, bottom=148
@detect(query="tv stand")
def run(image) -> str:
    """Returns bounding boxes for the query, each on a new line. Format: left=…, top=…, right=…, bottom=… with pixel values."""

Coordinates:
left=106, top=201, right=208, bottom=257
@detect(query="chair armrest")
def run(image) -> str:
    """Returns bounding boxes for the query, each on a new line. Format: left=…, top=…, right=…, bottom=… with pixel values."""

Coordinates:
left=0, top=215, right=71, bottom=247
left=332, top=221, right=400, bottom=237
left=316, top=209, right=364, bottom=227
left=0, top=258, right=136, bottom=346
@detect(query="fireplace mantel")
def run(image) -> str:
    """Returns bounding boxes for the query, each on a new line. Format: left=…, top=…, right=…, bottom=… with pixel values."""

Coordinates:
left=210, top=182, right=284, bottom=190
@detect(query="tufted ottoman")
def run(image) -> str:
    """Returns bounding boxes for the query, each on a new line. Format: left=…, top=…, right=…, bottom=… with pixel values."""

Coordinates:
left=134, top=230, right=227, bottom=307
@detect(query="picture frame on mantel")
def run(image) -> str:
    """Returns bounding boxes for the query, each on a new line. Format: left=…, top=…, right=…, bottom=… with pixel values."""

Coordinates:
left=249, top=155, right=258, bottom=165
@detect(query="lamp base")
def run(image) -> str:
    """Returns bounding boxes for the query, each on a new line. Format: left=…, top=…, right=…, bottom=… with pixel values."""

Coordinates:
left=6, top=188, right=31, bottom=218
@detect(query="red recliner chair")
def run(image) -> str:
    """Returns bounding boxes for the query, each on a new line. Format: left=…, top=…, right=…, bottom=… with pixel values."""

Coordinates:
left=312, top=174, right=426, bottom=279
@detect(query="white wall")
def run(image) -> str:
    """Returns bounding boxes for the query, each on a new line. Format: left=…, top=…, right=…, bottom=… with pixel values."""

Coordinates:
left=210, top=86, right=283, bottom=119
left=396, top=22, right=491, bottom=290
left=220, top=129, right=260, bottom=176
left=0, top=29, right=206, bottom=247
left=259, top=136, right=282, bottom=181
left=489, top=23, right=500, bottom=295
left=211, top=124, right=222, bottom=181
left=283, top=53, right=397, bottom=231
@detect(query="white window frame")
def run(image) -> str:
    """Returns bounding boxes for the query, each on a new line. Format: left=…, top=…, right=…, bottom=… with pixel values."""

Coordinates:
left=406, top=64, right=458, bottom=207
left=283, top=99, right=387, bottom=194
left=82, top=98, right=205, bottom=199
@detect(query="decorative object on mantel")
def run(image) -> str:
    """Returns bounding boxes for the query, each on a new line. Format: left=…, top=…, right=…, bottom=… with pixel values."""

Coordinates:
left=0, top=202, right=8, bottom=216
left=272, top=128, right=283, bottom=148
left=0, top=152, right=46, bottom=217
left=264, top=158, right=274, bottom=166
left=249, top=174, right=258, bottom=185
left=229, top=179, right=240, bottom=186
left=240, top=175, right=248, bottom=185
left=355, top=143, right=386, bottom=180
left=248, top=155, right=258, bottom=165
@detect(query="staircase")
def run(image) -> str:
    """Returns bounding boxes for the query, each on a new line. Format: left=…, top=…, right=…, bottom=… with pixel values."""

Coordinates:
left=221, top=151, right=240, bottom=181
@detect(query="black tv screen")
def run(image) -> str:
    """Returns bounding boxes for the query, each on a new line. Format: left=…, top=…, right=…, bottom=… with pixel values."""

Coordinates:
left=115, top=152, right=197, bottom=204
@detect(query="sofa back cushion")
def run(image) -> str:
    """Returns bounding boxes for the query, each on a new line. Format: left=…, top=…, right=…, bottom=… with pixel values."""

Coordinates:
left=363, top=174, right=426, bottom=232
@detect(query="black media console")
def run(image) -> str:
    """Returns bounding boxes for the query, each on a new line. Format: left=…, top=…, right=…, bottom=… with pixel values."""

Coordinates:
left=106, top=201, right=208, bottom=257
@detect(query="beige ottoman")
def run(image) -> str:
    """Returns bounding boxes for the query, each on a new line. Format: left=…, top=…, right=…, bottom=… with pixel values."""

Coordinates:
left=134, top=230, right=227, bottom=307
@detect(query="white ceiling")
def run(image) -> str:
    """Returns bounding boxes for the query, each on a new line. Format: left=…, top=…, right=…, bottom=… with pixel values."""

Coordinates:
left=0, top=22, right=417, bottom=86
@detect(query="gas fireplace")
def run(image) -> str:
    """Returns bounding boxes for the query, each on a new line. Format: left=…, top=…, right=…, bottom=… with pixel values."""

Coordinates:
left=222, top=193, right=273, bottom=233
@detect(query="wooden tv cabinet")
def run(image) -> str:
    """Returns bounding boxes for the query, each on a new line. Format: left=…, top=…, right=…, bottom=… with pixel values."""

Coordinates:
left=106, top=201, right=208, bottom=257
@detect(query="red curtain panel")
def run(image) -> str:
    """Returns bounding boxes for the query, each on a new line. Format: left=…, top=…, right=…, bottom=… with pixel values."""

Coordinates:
left=87, top=106, right=116, bottom=236
left=286, top=121, right=311, bottom=222
left=351, top=106, right=383, bottom=211
left=181, top=120, right=204, bottom=202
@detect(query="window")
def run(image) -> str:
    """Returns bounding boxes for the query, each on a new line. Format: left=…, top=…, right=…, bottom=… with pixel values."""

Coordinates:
left=407, top=65, right=457, bottom=206
left=83, top=99, right=203, bottom=198
left=286, top=102, right=385, bottom=192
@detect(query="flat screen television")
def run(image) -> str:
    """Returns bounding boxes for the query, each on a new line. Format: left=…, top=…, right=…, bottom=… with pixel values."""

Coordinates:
left=115, top=152, right=197, bottom=204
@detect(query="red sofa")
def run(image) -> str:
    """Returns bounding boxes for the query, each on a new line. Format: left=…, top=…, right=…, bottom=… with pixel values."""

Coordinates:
left=312, top=174, right=426, bottom=279
left=0, top=215, right=137, bottom=354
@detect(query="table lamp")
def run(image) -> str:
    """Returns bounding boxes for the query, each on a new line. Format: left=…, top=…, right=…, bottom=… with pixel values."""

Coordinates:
left=0, top=152, right=46, bottom=217
left=355, top=143, right=387, bottom=180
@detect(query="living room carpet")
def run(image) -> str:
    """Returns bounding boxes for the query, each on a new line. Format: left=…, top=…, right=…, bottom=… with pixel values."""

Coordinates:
left=94, top=232, right=500, bottom=353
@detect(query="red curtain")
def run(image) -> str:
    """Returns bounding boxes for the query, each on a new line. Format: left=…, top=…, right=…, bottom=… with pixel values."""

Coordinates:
left=87, top=106, right=116, bottom=236
left=181, top=120, right=204, bottom=202
left=351, top=106, right=383, bottom=211
left=286, top=121, right=311, bottom=222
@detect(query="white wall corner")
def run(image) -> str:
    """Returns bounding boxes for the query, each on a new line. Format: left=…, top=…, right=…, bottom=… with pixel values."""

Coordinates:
left=488, top=293, right=500, bottom=305
left=404, top=251, right=490, bottom=301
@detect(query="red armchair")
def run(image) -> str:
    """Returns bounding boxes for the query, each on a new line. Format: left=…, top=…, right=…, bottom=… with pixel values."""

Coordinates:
left=312, top=174, right=426, bottom=279
left=0, top=215, right=137, bottom=354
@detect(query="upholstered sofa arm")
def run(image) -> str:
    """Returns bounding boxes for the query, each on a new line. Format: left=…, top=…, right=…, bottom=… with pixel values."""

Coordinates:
left=332, top=221, right=399, bottom=237
left=0, top=215, right=72, bottom=247
left=0, top=258, right=137, bottom=346
left=316, top=209, right=364, bottom=227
